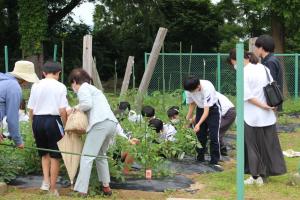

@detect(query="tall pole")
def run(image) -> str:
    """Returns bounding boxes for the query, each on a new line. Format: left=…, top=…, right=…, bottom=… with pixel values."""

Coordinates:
left=179, top=42, right=182, bottom=89
left=61, top=40, right=64, bottom=82
left=236, top=43, right=244, bottom=200
left=4, top=46, right=8, bottom=72
left=217, top=53, right=221, bottom=92
left=133, top=61, right=135, bottom=89
left=114, top=60, right=117, bottom=95
left=188, top=45, right=192, bottom=76
left=136, top=27, right=168, bottom=112
left=295, top=53, right=298, bottom=99
left=162, top=45, right=165, bottom=111
left=53, top=44, right=57, bottom=62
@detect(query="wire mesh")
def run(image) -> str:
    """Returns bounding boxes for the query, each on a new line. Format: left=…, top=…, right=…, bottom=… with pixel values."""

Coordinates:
left=146, top=53, right=299, bottom=98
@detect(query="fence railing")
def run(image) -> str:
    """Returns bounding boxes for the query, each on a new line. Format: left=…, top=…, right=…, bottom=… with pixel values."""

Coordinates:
left=146, top=53, right=300, bottom=98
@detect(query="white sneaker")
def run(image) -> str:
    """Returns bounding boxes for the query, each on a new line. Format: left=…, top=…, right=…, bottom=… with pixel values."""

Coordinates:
left=40, top=181, right=50, bottom=191
left=255, top=177, right=264, bottom=186
left=244, top=176, right=255, bottom=185
left=244, top=176, right=264, bottom=186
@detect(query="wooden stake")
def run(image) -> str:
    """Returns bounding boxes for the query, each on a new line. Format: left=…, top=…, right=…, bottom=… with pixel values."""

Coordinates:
left=136, top=27, right=168, bottom=112
left=120, top=56, right=134, bottom=97
left=91, top=57, right=104, bottom=91
left=82, top=35, right=93, bottom=76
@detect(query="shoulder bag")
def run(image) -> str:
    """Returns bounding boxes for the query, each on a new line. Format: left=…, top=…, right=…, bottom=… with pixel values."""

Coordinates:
left=263, top=66, right=284, bottom=107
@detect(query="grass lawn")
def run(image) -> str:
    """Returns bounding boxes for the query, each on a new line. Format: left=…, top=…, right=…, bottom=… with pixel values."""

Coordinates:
left=1, top=132, right=300, bottom=200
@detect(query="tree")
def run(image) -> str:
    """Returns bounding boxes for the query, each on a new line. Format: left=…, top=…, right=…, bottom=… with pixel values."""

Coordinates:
left=17, top=0, right=93, bottom=76
left=159, top=0, right=223, bottom=52
left=93, top=0, right=224, bottom=82
left=239, top=0, right=300, bottom=53
left=18, top=0, right=47, bottom=76
left=0, top=0, right=20, bottom=70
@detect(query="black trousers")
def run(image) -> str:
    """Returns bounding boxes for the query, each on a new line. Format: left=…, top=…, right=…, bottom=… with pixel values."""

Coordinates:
left=195, top=103, right=221, bottom=164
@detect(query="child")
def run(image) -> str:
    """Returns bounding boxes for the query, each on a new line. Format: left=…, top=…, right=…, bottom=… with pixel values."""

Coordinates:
left=28, top=61, right=68, bottom=196
left=141, top=105, right=155, bottom=120
left=167, top=106, right=180, bottom=125
left=149, top=118, right=177, bottom=142
left=184, top=76, right=222, bottom=170
left=118, top=101, right=131, bottom=113
left=115, top=101, right=131, bottom=121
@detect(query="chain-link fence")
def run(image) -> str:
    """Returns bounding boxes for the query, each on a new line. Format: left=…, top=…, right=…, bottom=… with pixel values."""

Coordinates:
left=146, top=53, right=300, bottom=98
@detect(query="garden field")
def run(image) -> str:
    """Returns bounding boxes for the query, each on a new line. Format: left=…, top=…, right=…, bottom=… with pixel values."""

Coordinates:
left=1, top=91, right=300, bottom=200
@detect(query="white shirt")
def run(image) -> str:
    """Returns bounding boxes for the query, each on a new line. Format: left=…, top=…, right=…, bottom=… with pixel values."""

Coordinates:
left=186, top=80, right=218, bottom=108
left=244, top=63, right=276, bottom=127
left=28, top=78, right=68, bottom=115
left=76, top=83, right=118, bottom=132
left=161, top=124, right=177, bottom=141
left=216, top=92, right=234, bottom=116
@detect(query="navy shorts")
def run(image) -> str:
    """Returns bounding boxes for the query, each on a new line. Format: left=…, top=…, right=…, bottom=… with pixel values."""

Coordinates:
left=32, top=115, right=64, bottom=159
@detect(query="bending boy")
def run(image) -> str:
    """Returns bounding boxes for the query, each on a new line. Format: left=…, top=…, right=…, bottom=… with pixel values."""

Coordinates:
left=184, top=76, right=222, bottom=169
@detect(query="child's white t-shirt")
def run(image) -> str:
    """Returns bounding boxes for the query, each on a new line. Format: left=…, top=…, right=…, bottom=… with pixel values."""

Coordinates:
left=185, top=80, right=218, bottom=108
left=161, top=124, right=177, bottom=141
left=28, top=78, right=68, bottom=115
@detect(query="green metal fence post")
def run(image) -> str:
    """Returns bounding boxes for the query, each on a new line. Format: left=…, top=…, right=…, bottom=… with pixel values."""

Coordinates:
left=236, top=43, right=244, bottom=200
left=4, top=46, right=8, bottom=72
left=295, top=53, right=299, bottom=99
left=179, top=42, right=183, bottom=89
left=61, top=40, right=64, bottom=82
left=188, top=45, right=193, bottom=76
left=114, top=60, right=117, bottom=95
left=53, top=44, right=57, bottom=62
left=217, top=53, right=221, bottom=92
left=162, top=45, right=166, bottom=111
left=144, top=53, right=148, bottom=95
left=203, top=59, right=206, bottom=79
left=144, top=53, right=148, bottom=69
left=132, top=62, right=135, bottom=89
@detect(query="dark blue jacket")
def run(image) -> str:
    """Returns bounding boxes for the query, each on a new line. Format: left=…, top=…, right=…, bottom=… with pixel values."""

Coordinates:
left=261, top=53, right=283, bottom=91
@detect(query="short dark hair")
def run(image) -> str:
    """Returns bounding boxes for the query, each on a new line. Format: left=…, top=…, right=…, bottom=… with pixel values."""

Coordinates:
left=118, top=101, right=131, bottom=111
left=148, top=118, right=163, bottom=133
left=255, top=35, right=275, bottom=53
left=183, top=76, right=200, bottom=91
left=167, top=106, right=179, bottom=118
left=227, top=49, right=259, bottom=65
left=68, top=68, right=92, bottom=84
left=141, top=106, right=155, bottom=117
left=43, top=61, right=62, bottom=74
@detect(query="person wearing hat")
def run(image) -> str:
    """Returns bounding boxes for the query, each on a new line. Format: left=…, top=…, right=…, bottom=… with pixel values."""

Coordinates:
left=28, top=61, right=68, bottom=197
left=0, top=60, right=39, bottom=148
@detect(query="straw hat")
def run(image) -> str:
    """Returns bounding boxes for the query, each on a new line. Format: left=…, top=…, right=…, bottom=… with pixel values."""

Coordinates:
left=10, top=61, right=39, bottom=83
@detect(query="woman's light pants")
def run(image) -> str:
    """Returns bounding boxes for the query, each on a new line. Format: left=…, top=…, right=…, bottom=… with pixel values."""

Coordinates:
left=74, top=120, right=117, bottom=194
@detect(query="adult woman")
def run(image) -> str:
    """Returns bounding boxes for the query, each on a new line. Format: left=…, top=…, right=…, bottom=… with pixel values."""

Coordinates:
left=228, top=50, right=286, bottom=185
left=69, top=68, right=118, bottom=196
